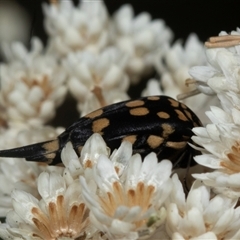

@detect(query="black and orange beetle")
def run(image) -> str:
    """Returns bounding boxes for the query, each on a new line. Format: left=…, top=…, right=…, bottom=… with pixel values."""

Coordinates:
left=0, top=95, right=202, bottom=168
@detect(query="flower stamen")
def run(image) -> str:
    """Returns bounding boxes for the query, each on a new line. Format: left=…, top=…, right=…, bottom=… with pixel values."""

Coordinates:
left=176, top=78, right=202, bottom=100
left=91, top=86, right=107, bottom=108
left=177, top=88, right=200, bottom=100
left=49, top=0, right=58, bottom=5
left=99, top=192, right=117, bottom=216
left=221, top=142, right=240, bottom=173
left=31, top=195, right=89, bottom=239
left=205, top=35, right=240, bottom=48
left=84, top=159, right=93, bottom=169
left=99, top=181, right=155, bottom=221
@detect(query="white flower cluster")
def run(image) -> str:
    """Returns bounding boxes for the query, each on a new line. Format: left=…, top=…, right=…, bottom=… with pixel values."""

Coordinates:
left=0, top=0, right=240, bottom=239
left=42, top=0, right=174, bottom=112
left=110, top=4, right=173, bottom=83
left=143, top=33, right=217, bottom=124
left=0, top=38, right=67, bottom=127
left=63, top=47, right=130, bottom=115
left=0, top=0, right=176, bottom=220
left=1, top=134, right=240, bottom=239
left=0, top=126, right=64, bottom=217
left=188, top=29, right=240, bottom=199
left=43, top=0, right=110, bottom=57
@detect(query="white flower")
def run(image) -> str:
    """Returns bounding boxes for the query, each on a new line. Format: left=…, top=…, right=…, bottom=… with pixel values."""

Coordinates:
left=165, top=175, right=240, bottom=239
left=141, top=78, right=163, bottom=97
left=217, top=90, right=240, bottom=116
left=64, top=47, right=129, bottom=100
left=157, top=33, right=206, bottom=74
left=186, top=28, right=240, bottom=198
left=190, top=104, right=240, bottom=198
left=152, top=33, right=216, bottom=124
left=0, top=125, right=63, bottom=217
left=190, top=48, right=240, bottom=95
left=61, top=133, right=133, bottom=181
left=189, top=28, right=240, bottom=98
left=80, top=151, right=172, bottom=239
left=43, top=0, right=110, bottom=57
left=0, top=37, right=67, bottom=126
left=0, top=171, right=90, bottom=239
left=111, top=4, right=173, bottom=83
left=79, top=89, right=129, bottom=116
left=159, top=34, right=206, bottom=97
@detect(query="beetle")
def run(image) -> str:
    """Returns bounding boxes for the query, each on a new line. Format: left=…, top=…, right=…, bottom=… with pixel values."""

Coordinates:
left=0, top=95, right=202, bottom=168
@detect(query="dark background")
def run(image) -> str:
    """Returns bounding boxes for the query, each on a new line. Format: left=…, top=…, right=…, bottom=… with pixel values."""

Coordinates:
left=4, top=0, right=240, bottom=127
left=14, top=0, right=240, bottom=47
